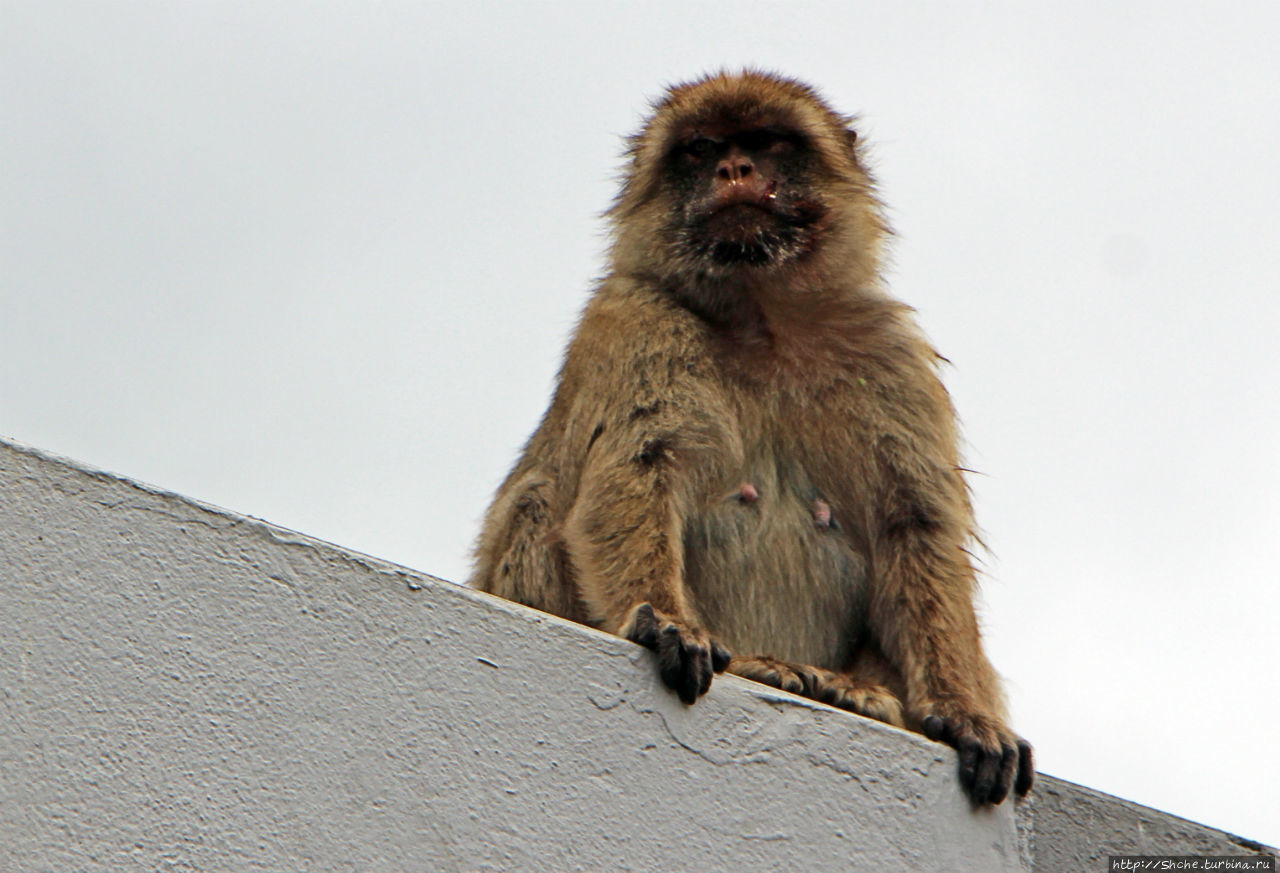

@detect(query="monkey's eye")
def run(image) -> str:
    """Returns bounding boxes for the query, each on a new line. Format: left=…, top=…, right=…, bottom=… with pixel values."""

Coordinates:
left=736, top=129, right=802, bottom=154
left=684, top=136, right=719, bottom=159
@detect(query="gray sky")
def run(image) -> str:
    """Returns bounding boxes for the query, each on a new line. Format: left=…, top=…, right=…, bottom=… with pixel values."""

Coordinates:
left=4, top=0, right=1278, bottom=847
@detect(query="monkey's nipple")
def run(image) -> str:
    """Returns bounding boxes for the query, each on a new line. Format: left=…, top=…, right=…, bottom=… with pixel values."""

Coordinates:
left=738, top=482, right=760, bottom=503
left=812, top=498, right=834, bottom=530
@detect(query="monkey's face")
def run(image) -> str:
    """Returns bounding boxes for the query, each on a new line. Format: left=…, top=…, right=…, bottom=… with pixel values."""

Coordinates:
left=666, top=126, right=828, bottom=269
left=610, top=72, right=885, bottom=294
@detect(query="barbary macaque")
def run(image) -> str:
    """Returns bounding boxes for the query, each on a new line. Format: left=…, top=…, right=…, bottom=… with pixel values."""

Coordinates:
left=471, top=70, right=1032, bottom=804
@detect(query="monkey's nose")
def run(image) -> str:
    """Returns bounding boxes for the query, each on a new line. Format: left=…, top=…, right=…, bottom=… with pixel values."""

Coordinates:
left=717, top=157, right=754, bottom=182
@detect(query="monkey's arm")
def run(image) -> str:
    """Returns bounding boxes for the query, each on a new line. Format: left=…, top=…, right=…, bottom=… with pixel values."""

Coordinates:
left=869, top=449, right=1033, bottom=804
left=560, top=404, right=732, bottom=701
left=564, top=438, right=730, bottom=703
left=557, top=297, right=734, bottom=704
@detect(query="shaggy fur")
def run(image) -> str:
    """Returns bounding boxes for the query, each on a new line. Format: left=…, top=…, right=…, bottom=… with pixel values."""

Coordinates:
left=470, top=70, right=1032, bottom=804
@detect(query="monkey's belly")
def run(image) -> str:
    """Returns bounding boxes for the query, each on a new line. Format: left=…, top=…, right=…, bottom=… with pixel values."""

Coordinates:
left=682, top=485, right=868, bottom=669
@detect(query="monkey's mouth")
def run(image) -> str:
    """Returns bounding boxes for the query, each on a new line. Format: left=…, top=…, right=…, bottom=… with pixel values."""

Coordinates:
left=693, top=200, right=819, bottom=266
left=706, top=202, right=777, bottom=239
left=682, top=192, right=824, bottom=268
left=699, top=209, right=784, bottom=266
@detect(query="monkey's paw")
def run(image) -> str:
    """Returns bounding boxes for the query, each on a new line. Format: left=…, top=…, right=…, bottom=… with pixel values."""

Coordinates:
left=728, top=656, right=905, bottom=727
left=623, top=603, right=731, bottom=705
left=921, top=708, right=1034, bottom=805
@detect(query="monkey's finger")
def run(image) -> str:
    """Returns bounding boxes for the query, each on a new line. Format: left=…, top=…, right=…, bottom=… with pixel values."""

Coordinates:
left=692, top=642, right=714, bottom=698
left=711, top=642, right=732, bottom=673
left=955, top=735, right=981, bottom=800
left=733, top=657, right=805, bottom=695
left=796, top=665, right=829, bottom=701
left=969, top=741, right=1004, bottom=805
left=922, top=715, right=948, bottom=742
left=655, top=625, right=693, bottom=703
left=985, top=741, right=1019, bottom=806
left=656, top=625, right=709, bottom=705
left=777, top=669, right=804, bottom=695
left=678, top=633, right=714, bottom=698
left=1015, top=739, right=1035, bottom=797
left=626, top=603, right=661, bottom=649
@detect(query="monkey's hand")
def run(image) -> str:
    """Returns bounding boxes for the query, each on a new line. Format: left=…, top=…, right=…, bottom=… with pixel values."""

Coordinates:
left=623, top=603, right=731, bottom=705
left=921, top=707, right=1034, bottom=805
left=729, top=656, right=905, bottom=727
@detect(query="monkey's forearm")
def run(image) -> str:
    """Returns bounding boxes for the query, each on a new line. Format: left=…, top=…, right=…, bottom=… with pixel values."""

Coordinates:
left=872, top=529, right=1031, bottom=803
left=563, top=450, right=731, bottom=705
left=872, top=536, right=994, bottom=717
left=563, top=454, right=696, bottom=633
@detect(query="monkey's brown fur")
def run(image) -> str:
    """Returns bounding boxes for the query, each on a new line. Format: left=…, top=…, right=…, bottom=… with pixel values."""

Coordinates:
left=471, top=70, right=1032, bottom=804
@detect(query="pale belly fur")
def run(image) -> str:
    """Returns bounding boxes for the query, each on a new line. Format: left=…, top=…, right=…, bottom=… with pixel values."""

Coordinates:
left=682, top=459, right=869, bottom=670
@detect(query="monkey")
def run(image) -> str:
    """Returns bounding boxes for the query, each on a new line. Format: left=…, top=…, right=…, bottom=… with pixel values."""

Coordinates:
left=470, top=70, right=1033, bottom=805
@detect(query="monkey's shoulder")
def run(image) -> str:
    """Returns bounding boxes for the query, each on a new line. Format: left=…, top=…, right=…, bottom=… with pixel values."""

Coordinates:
left=578, top=277, right=709, bottom=340
left=558, top=281, right=718, bottom=389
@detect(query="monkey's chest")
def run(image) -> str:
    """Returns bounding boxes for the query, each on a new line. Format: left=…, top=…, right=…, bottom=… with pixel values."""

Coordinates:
left=681, top=460, right=869, bottom=669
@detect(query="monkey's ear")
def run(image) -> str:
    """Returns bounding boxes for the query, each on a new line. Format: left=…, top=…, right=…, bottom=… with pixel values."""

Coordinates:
left=846, top=128, right=859, bottom=150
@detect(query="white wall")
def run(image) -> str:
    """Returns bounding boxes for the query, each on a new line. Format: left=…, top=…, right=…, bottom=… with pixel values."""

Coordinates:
left=1, top=437, right=1271, bottom=872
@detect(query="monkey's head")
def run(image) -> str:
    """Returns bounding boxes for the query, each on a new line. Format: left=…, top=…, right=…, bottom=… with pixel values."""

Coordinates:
left=610, top=70, right=887, bottom=303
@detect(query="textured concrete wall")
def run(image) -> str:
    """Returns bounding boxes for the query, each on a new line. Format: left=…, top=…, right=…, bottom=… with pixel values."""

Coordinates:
left=2, top=437, right=1273, bottom=872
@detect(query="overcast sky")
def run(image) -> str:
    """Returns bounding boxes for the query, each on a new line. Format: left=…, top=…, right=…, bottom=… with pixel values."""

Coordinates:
left=3, top=1, right=1277, bottom=848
